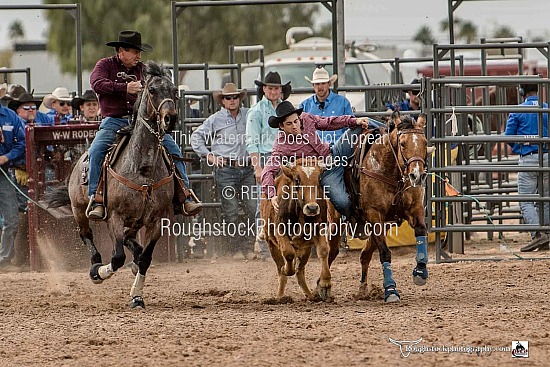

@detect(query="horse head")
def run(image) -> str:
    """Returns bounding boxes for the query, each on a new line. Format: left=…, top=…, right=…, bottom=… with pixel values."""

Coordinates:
left=137, top=61, right=179, bottom=135
left=281, top=157, right=326, bottom=217
left=393, top=113, right=429, bottom=187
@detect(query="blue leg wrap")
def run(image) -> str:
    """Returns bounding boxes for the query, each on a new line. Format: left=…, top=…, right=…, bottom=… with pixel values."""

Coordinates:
left=413, top=236, right=429, bottom=284
left=415, top=236, right=428, bottom=265
left=382, top=261, right=396, bottom=289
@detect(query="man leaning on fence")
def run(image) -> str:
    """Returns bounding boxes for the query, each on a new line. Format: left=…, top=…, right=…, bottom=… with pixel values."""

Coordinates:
left=504, top=83, right=550, bottom=252
left=191, top=83, right=257, bottom=258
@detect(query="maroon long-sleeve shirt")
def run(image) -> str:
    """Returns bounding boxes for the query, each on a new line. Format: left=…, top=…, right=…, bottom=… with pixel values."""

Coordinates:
left=261, top=112, right=357, bottom=198
left=90, top=55, right=144, bottom=118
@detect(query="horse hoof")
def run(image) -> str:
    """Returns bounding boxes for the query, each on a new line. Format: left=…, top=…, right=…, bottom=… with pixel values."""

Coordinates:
left=89, top=263, right=104, bottom=284
left=129, top=296, right=145, bottom=309
left=384, top=287, right=400, bottom=303
left=413, top=275, right=427, bottom=286
left=412, top=266, right=429, bottom=286
left=318, top=287, right=331, bottom=302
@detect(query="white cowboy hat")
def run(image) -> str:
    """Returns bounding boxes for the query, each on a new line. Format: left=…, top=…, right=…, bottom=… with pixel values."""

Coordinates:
left=304, top=67, right=338, bottom=84
left=43, top=87, right=73, bottom=109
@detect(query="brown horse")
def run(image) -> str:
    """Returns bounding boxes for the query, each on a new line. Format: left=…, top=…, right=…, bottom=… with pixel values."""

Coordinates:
left=46, top=61, right=178, bottom=308
left=355, top=112, right=431, bottom=303
left=260, top=157, right=341, bottom=301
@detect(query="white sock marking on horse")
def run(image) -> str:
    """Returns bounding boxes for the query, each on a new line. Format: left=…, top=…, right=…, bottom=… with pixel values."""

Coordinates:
left=130, top=273, right=146, bottom=298
left=98, top=263, right=114, bottom=280
left=301, top=166, right=315, bottom=178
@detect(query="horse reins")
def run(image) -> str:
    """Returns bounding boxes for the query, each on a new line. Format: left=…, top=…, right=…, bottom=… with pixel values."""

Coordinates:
left=107, top=75, right=176, bottom=213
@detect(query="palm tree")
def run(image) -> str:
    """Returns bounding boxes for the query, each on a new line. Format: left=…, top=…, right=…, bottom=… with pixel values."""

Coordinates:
left=8, top=20, right=25, bottom=42
left=458, top=21, right=477, bottom=44
left=413, top=25, right=436, bottom=45
left=492, top=25, right=515, bottom=39
left=440, top=17, right=478, bottom=44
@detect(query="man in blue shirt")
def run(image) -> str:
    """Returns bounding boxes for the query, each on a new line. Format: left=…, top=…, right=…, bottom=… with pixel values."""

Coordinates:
left=43, top=87, right=73, bottom=124
left=0, top=103, right=25, bottom=267
left=505, top=83, right=550, bottom=251
left=299, top=66, right=353, bottom=145
left=386, top=78, right=421, bottom=112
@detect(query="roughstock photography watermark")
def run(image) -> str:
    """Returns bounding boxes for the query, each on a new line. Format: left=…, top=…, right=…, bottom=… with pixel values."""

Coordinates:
left=388, top=337, right=516, bottom=358
left=161, top=217, right=397, bottom=241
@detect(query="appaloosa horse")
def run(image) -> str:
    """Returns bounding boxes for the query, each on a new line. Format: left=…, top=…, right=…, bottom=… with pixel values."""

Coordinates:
left=353, top=112, right=432, bottom=303
left=47, top=61, right=178, bottom=308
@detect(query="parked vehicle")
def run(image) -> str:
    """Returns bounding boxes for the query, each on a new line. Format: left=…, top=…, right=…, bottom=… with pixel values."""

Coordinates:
left=239, top=27, right=395, bottom=112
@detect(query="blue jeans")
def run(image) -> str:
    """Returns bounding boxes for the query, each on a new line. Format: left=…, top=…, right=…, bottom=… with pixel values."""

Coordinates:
left=518, top=152, right=550, bottom=238
left=0, top=168, right=19, bottom=261
left=214, top=165, right=257, bottom=253
left=320, top=126, right=363, bottom=219
left=88, top=117, right=189, bottom=197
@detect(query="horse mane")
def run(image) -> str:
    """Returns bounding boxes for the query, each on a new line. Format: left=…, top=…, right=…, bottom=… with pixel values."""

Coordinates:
left=398, top=115, right=415, bottom=130
left=145, top=60, right=172, bottom=79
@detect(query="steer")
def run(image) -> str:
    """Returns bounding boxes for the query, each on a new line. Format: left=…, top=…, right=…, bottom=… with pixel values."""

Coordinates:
left=260, top=157, right=341, bottom=301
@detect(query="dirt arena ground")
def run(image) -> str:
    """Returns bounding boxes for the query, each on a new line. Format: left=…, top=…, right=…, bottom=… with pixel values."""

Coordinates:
left=1, top=233, right=549, bottom=367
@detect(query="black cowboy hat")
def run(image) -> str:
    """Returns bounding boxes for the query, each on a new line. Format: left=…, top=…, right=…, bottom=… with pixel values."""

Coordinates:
left=404, top=78, right=421, bottom=93
left=268, top=100, right=303, bottom=128
left=8, top=93, right=42, bottom=111
left=71, top=90, right=98, bottom=110
left=106, top=30, right=153, bottom=52
left=520, top=83, right=538, bottom=94
left=254, top=71, right=292, bottom=101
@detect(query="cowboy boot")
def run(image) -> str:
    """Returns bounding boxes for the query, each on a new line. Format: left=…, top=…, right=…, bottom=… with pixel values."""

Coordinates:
left=86, top=195, right=105, bottom=221
left=173, top=165, right=203, bottom=216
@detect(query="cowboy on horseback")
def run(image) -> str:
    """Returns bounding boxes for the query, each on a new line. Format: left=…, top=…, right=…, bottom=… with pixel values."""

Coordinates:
left=261, top=101, right=373, bottom=237
left=86, top=30, right=202, bottom=220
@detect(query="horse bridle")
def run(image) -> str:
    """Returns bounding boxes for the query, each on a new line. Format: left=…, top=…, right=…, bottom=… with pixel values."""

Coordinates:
left=107, top=74, right=177, bottom=213
left=392, top=128, right=428, bottom=181
left=136, top=76, right=176, bottom=142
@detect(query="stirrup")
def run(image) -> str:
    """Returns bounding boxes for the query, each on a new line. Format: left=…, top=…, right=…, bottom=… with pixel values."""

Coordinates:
left=182, top=189, right=203, bottom=216
left=86, top=196, right=106, bottom=221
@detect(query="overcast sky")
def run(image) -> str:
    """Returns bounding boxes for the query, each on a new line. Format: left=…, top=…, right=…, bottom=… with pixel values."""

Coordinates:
left=0, top=0, right=547, bottom=50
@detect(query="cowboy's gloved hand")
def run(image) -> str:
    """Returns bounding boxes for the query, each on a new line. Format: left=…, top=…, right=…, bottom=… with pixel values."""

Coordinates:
left=15, top=168, right=29, bottom=186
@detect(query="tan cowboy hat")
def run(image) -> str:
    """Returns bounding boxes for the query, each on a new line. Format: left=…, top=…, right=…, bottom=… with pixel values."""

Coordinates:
left=213, top=83, right=247, bottom=105
left=1, top=84, right=27, bottom=103
left=304, top=66, right=338, bottom=84
left=106, top=30, right=153, bottom=52
left=43, top=87, right=73, bottom=109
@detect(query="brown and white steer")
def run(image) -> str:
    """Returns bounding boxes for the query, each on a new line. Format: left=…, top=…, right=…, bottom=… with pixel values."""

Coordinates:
left=260, top=158, right=341, bottom=301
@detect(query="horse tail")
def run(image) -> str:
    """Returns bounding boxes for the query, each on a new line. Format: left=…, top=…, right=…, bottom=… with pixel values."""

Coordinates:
left=43, top=185, right=71, bottom=208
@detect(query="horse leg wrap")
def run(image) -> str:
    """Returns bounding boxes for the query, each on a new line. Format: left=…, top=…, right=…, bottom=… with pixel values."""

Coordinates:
left=415, top=236, right=428, bottom=265
left=382, top=262, right=396, bottom=288
left=382, top=261, right=400, bottom=302
left=130, top=273, right=146, bottom=298
left=98, top=263, right=114, bottom=280
left=413, top=236, right=429, bottom=285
